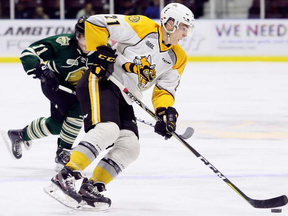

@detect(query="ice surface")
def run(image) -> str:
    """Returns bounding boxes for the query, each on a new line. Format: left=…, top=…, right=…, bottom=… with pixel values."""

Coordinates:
left=0, top=62, right=287, bottom=216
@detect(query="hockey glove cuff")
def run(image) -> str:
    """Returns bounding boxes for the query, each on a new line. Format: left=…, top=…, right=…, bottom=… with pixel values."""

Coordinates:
left=90, top=45, right=117, bottom=81
left=154, top=107, right=178, bottom=140
left=32, top=63, right=59, bottom=91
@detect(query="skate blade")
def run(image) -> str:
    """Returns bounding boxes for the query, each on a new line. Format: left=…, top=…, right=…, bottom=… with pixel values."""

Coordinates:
left=78, top=201, right=110, bottom=211
left=44, top=183, right=110, bottom=211
left=44, top=183, right=82, bottom=209
left=0, top=130, right=18, bottom=160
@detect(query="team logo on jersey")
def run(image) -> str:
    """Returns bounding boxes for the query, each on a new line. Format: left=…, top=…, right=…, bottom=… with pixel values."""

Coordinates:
left=66, top=67, right=86, bottom=85
left=122, top=55, right=156, bottom=90
left=66, top=59, right=79, bottom=66
left=127, top=15, right=141, bottom=23
left=56, top=36, right=70, bottom=46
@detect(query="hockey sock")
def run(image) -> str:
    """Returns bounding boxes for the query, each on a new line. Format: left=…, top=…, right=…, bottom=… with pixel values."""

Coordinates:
left=59, top=117, right=82, bottom=149
left=66, top=151, right=91, bottom=171
left=66, top=141, right=99, bottom=171
left=90, top=158, right=121, bottom=185
left=22, top=117, right=53, bottom=141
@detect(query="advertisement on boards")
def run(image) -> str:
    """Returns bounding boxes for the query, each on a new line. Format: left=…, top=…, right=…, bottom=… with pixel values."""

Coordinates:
left=0, top=19, right=288, bottom=59
left=0, top=20, right=75, bottom=58
left=180, top=19, right=288, bottom=56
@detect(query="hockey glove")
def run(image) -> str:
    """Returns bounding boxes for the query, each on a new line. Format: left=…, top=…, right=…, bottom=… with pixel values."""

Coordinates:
left=90, top=45, right=117, bottom=81
left=154, top=107, right=178, bottom=140
left=32, top=63, right=59, bottom=91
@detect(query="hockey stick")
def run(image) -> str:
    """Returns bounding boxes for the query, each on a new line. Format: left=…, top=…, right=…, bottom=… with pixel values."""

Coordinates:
left=108, top=75, right=288, bottom=209
left=136, top=117, right=194, bottom=140
left=59, top=85, right=76, bottom=95
left=58, top=85, right=193, bottom=140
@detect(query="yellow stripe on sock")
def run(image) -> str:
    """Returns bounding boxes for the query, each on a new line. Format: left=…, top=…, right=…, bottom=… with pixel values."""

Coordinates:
left=66, top=151, right=91, bottom=171
left=89, top=166, right=113, bottom=184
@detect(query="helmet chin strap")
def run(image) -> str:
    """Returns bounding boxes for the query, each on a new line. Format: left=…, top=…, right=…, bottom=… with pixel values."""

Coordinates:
left=167, top=33, right=171, bottom=44
left=163, top=23, right=176, bottom=45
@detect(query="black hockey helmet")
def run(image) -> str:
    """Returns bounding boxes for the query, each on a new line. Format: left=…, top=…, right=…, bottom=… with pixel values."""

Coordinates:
left=75, top=16, right=88, bottom=38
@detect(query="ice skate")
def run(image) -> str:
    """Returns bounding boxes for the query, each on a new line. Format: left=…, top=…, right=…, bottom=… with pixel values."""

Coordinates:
left=8, top=130, right=23, bottom=159
left=1, top=129, right=32, bottom=159
left=78, top=178, right=111, bottom=211
left=54, top=146, right=72, bottom=172
left=44, top=166, right=84, bottom=209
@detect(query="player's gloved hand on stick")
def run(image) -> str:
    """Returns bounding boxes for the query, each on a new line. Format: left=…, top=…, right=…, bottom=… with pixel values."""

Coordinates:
left=32, top=62, right=59, bottom=91
left=90, top=45, right=117, bottom=81
left=154, top=107, right=178, bottom=140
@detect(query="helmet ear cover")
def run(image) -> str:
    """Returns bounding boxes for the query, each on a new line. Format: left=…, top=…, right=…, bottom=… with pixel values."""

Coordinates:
left=162, top=18, right=177, bottom=35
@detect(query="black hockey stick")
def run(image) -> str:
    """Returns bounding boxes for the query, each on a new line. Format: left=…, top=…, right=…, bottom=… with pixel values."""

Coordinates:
left=136, top=117, right=194, bottom=140
left=108, top=75, right=288, bottom=209
left=58, top=85, right=194, bottom=139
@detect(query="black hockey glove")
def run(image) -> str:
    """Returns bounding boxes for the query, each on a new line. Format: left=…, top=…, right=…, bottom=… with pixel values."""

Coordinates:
left=90, top=45, right=117, bottom=81
left=154, top=107, right=178, bottom=140
left=32, top=63, right=59, bottom=91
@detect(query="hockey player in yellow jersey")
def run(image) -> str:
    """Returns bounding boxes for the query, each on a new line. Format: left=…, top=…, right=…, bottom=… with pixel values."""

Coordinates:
left=46, top=3, right=194, bottom=210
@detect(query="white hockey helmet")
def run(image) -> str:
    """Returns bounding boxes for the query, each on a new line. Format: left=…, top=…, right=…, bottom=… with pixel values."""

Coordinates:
left=161, top=3, right=195, bottom=35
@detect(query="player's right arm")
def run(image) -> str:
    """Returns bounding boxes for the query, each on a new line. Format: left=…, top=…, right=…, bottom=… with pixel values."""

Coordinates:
left=20, top=36, right=62, bottom=91
left=20, top=37, right=56, bottom=74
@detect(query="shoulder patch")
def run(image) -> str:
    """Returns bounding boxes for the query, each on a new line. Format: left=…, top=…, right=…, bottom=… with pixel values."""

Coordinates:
left=56, top=36, right=70, bottom=46
left=127, top=15, right=141, bottom=23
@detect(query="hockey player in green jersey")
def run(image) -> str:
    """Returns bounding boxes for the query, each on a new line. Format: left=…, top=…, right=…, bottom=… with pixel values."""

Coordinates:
left=5, top=16, right=96, bottom=171
left=45, top=3, right=195, bottom=211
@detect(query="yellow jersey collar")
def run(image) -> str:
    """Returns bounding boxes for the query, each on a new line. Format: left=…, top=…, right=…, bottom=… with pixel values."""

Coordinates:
left=158, top=27, right=172, bottom=52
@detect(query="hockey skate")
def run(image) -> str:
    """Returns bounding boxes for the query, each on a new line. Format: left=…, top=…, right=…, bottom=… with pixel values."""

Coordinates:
left=44, top=166, right=84, bottom=209
left=0, top=129, right=32, bottom=159
left=78, top=178, right=111, bottom=211
left=54, top=146, right=72, bottom=172
left=44, top=167, right=111, bottom=211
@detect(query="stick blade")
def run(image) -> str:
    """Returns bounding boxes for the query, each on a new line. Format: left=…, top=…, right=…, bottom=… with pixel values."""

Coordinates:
left=180, top=127, right=194, bottom=139
left=250, top=195, right=288, bottom=208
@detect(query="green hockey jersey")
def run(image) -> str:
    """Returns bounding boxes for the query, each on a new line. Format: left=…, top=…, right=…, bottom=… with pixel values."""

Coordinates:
left=20, top=34, right=96, bottom=86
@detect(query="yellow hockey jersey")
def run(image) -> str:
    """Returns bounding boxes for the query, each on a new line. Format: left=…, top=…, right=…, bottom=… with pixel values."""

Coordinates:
left=85, top=15, right=187, bottom=110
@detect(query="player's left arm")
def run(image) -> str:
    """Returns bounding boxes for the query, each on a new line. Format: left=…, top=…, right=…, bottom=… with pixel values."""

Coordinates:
left=152, top=72, right=179, bottom=109
left=152, top=46, right=187, bottom=110
left=153, top=47, right=187, bottom=139
left=152, top=71, right=180, bottom=139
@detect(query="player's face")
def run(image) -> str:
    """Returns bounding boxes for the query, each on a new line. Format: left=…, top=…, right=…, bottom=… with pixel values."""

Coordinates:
left=170, top=23, right=189, bottom=45
left=77, top=34, right=89, bottom=54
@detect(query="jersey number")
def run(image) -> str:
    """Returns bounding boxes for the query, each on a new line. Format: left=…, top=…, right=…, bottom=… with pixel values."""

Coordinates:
left=104, top=15, right=120, bottom=26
